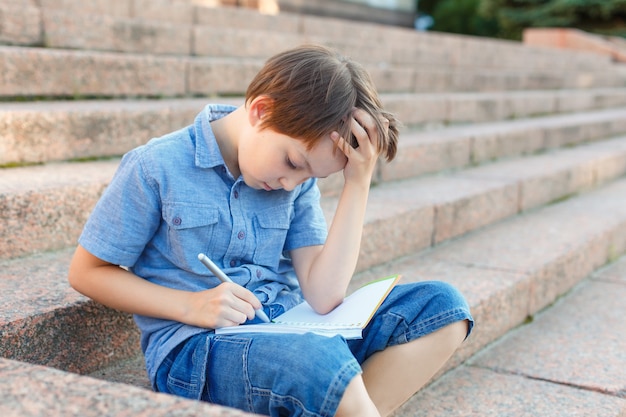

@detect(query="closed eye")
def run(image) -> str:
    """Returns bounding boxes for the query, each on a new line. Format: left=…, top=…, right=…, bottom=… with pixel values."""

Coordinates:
left=286, top=157, right=297, bottom=169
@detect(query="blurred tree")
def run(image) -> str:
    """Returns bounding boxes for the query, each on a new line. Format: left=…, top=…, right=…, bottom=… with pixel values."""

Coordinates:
left=479, top=0, right=626, bottom=39
left=416, top=0, right=500, bottom=37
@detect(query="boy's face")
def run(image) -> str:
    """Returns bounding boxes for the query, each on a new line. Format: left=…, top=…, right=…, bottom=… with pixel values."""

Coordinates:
left=239, top=128, right=347, bottom=192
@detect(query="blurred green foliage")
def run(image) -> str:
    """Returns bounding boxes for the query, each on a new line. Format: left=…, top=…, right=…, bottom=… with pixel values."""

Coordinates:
left=416, top=0, right=626, bottom=40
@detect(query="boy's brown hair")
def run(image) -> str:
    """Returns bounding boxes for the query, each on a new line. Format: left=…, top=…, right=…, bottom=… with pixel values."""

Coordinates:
left=245, top=44, right=398, bottom=162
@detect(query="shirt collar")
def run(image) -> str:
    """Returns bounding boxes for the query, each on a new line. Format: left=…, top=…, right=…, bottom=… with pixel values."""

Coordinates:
left=194, top=104, right=238, bottom=170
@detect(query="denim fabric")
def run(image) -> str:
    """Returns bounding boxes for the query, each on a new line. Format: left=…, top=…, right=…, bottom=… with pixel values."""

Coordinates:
left=155, top=281, right=473, bottom=417
left=78, top=104, right=328, bottom=385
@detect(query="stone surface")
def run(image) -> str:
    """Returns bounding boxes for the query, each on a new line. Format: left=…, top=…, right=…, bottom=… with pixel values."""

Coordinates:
left=0, top=249, right=141, bottom=374
left=381, top=130, right=471, bottom=181
left=428, top=178, right=626, bottom=314
left=594, top=255, right=626, bottom=284
left=471, top=280, right=626, bottom=399
left=89, top=352, right=151, bottom=390
left=187, top=57, right=263, bottom=96
left=192, top=26, right=304, bottom=58
left=0, top=161, right=117, bottom=258
left=395, top=366, right=625, bottom=417
left=43, top=11, right=192, bottom=55
left=195, top=4, right=300, bottom=32
left=39, top=0, right=132, bottom=17
left=6, top=100, right=626, bottom=170
left=132, top=0, right=195, bottom=24
left=3, top=5, right=626, bottom=417
left=0, top=358, right=260, bottom=417
left=0, top=4, right=42, bottom=46
left=0, top=98, right=214, bottom=165
left=354, top=257, right=530, bottom=369
left=396, top=255, right=626, bottom=415
left=0, top=46, right=187, bottom=97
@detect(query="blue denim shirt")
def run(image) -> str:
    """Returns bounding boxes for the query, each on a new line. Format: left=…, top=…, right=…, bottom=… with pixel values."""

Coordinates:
left=78, top=104, right=328, bottom=385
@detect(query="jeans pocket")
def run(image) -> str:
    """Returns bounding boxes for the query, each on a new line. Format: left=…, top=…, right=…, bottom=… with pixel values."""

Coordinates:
left=204, top=336, right=255, bottom=407
left=157, top=335, right=211, bottom=400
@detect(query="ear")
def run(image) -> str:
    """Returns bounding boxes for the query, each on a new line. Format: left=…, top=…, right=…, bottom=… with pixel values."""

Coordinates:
left=247, top=95, right=272, bottom=128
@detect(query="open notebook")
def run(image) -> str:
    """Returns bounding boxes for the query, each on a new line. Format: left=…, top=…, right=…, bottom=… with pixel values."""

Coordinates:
left=215, top=274, right=401, bottom=339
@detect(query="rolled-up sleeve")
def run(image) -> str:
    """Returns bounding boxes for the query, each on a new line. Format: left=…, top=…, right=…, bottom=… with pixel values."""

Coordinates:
left=283, top=178, right=328, bottom=251
left=78, top=148, right=161, bottom=267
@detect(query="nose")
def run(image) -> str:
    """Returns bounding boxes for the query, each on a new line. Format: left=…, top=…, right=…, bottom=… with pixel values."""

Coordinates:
left=280, top=175, right=308, bottom=191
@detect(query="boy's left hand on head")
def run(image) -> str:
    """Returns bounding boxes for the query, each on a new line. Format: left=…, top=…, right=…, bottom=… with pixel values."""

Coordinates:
left=331, top=108, right=389, bottom=185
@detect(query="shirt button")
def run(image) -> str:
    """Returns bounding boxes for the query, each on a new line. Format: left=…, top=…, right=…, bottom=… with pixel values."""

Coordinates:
left=234, top=190, right=239, bottom=199
left=237, top=231, right=245, bottom=240
left=256, top=269, right=262, bottom=278
left=230, top=260, right=236, bottom=267
left=172, top=216, right=182, bottom=226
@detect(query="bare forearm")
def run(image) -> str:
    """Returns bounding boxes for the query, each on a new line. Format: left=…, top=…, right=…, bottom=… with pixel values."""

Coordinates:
left=302, top=179, right=370, bottom=312
left=69, top=248, right=191, bottom=321
left=68, top=245, right=260, bottom=328
left=296, top=108, right=387, bottom=313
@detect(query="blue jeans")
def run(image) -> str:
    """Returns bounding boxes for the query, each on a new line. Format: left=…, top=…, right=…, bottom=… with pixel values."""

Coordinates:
left=155, top=281, right=474, bottom=417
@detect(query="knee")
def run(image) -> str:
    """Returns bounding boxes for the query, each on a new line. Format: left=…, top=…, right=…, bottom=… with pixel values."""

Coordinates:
left=422, top=280, right=470, bottom=313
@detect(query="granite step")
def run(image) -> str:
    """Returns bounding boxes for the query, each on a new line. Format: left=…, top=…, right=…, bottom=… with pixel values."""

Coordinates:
left=0, top=45, right=250, bottom=98
left=0, top=122, right=624, bottom=258
left=4, top=203, right=623, bottom=415
left=3, top=0, right=619, bottom=72
left=2, top=1, right=624, bottom=415
left=2, top=136, right=626, bottom=375
left=4, top=42, right=625, bottom=101
left=332, top=135, right=626, bottom=272
left=77, top=170, right=626, bottom=416
left=354, top=176, right=626, bottom=358
left=397, top=254, right=626, bottom=416
left=2, top=131, right=626, bottom=261
left=0, top=248, right=140, bottom=376
left=5, top=95, right=626, bottom=167
left=0, top=357, right=260, bottom=417
left=1, top=6, right=621, bottom=92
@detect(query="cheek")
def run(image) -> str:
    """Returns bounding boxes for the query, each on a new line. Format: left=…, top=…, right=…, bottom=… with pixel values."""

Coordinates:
left=242, top=148, right=277, bottom=179
left=328, top=153, right=348, bottom=175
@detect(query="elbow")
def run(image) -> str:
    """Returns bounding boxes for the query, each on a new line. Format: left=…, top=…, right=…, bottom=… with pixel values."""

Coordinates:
left=67, top=260, right=83, bottom=293
left=67, top=246, right=92, bottom=294
left=310, top=295, right=344, bottom=315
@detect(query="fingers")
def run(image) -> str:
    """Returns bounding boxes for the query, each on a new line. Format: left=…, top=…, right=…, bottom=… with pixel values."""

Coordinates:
left=350, top=108, right=389, bottom=149
left=193, top=283, right=259, bottom=328
left=224, top=282, right=260, bottom=320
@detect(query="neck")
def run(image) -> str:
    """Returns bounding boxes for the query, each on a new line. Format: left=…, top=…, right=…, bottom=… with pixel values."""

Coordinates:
left=210, top=107, right=244, bottom=179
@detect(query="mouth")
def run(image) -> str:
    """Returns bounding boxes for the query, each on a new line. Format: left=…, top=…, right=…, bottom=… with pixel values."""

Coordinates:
left=262, top=182, right=274, bottom=191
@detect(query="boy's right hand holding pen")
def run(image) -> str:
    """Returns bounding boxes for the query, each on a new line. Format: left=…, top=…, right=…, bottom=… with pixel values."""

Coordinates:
left=183, top=276, right=267, bottom=329
left=197, top=253, right=269, bottom=328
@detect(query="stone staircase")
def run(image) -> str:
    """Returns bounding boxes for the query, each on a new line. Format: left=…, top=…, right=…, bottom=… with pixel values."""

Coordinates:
left=1, top=1, right=626, bottom=415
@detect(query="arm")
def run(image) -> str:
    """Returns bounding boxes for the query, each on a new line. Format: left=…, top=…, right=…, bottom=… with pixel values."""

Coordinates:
left=68, top=245, right=262, bottom=328
left=292, top=108, right=388, bottom=313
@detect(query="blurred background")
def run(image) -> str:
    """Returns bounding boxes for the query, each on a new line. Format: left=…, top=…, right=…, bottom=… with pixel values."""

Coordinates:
left=417, top=0, right=626, bottom=40
left=267, top=0, right=626, bottom=40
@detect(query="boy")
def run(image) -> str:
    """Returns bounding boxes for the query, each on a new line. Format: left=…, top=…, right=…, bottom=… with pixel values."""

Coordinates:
left=69, top=44, right=472, bottom=417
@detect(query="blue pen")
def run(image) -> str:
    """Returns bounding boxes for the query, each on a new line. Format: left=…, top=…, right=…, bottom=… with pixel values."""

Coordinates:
left=197, top=253, right=270, bottom=323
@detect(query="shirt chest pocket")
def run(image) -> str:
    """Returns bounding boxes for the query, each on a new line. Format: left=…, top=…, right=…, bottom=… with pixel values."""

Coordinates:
left=252, top=205, right=292, bottom=270
left=163, top=203, right=221, bottom=273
